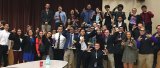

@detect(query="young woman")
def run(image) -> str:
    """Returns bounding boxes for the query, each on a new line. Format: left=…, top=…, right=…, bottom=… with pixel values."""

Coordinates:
left=121, top=31, right=138, bottom=68
left=12, top=29, right=24, bottom=64
left=22, top=30, right=36, bottom=62
left=91, top=8, right=103, bottom=27
left=35, top=31, right=43, bottom=60
left=42, top=31, right=53, bottom=59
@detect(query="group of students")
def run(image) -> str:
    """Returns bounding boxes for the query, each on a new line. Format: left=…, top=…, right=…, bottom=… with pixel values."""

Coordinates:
left=0, top=3, right=160, bottom=68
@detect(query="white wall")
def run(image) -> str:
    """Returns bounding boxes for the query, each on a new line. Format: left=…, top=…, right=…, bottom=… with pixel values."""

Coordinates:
left=102, top=0, right=160, bottom=33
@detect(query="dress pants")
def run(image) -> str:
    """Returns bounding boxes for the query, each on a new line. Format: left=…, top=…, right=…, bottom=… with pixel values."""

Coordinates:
left=76, top=50, right=89, bottom=68
left=138, top=54, right=153, bottom=68
left=114, top=53, right=123, bottom=68
left=13, top=51, right=23, bottom=64
left=53, top=49, right=64, bottom=60
left=0, top=45, right=8, bottom=67
left=64, top=49, right=74, bottom=68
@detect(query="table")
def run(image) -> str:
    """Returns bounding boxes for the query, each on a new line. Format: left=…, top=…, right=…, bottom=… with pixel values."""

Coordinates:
left=3, top=60, right=68, bottom=68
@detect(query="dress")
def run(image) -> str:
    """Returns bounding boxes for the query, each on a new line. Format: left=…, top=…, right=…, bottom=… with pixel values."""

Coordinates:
left=122, top=40, right=138, bottom=63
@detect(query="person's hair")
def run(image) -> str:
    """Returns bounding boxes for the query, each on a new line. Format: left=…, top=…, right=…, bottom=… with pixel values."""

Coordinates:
left=156, top=25, right=160, bottom=29
left=118, top=4, right=124, bottom=9
left=141, top=5, right=147, bottom=9
left=16, top=28, right=24, bottom=38
left=37, top=31, right=43, bottom=39
left=124, top=31, right=133, bottom=41
left=105, top=5, right=110, bottom=9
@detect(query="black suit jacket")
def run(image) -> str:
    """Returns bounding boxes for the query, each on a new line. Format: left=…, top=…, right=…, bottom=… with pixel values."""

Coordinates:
left=115, top=22, right=127, bottom=31
left=41, top=9, right=54, bottom=25
left=88, top=49, right=106, bottom=68
left=22, top=36, right=36, bottom=53
left=42, top=35, right=53, bottom=55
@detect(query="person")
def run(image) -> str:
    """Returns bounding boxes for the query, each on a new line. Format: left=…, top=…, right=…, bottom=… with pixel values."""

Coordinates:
left=113, top=26, right=126, bottom=68
left=140, top=5, right=154, bottom=33
left=0, top=21, right=4, bottom=30
left=52, top=26, right=66, bottom=60
left=112, top=4, right=126, bottom=22
left=12, top=29, right=24, bottom=64
left=63, top=26, right=79, bottom=68
left=104, top=5, right=113, bottom=33
left=75, top=29, right=89, bottom=68
left=132, top=23, right=144, bottom=40
left=115, top=16, right=127, bottom=31
left=54, top=6, right=67, bottom=29
left=103, top=30, right=115, bottom=68
left=67, top=9, right=79, bottom=28
left=81, top=4, right=95, bottom=26
left=22, top=30, right=36, bottom=62
left=121, top=31, right=138, bottom=68
left=0, top=23, right=11, bottom=67
left=136, top=28, right=156, bottom=68
left=87, top=43, right=107, bottom=68
left=35, top=31, right=43, bottom=60
left=91, top=8, right=103, bottom=27
left=128, top=8, right=142, bottom=31
left=42, top=31, right=53, bottom=59
left=151, top=25, right=160, bottom=68
left=41, top=3, right=53, bottom=32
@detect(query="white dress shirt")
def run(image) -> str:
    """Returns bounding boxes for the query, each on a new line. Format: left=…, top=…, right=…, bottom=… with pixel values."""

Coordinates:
left=79, top=36, right=87, bottom=51
left=118, top=22, right=122, bottom=27
left=0, top=30, right=10, bottom=45
left=53, top=33, right=66, bottom=49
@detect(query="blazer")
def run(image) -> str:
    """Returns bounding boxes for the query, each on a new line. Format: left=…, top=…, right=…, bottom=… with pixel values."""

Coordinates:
left=42, top=35, right=53, bottom=55
left=22, top=36, right=36, bottom=53
left=88, top=49, right=106, bottom=68
left=115, top=22, right=127, bottom=31
left=41, top=9, right=54, bottom=25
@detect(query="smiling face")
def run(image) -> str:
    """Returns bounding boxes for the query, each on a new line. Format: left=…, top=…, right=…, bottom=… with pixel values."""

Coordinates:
left=17, top=29, right=22, bottom=35
left=45, top=4, right=50, bottom=9
left=94, top=43, right=100, bottom=50
left=126, top=32, right=131, bottom=39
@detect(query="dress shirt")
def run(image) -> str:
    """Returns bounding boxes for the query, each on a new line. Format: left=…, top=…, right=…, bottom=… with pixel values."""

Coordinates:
left=53, top=33, right=66, bottom=49
left=0, top=30, right=10, bottom=45
left=54, top=11, right=67, bottom=24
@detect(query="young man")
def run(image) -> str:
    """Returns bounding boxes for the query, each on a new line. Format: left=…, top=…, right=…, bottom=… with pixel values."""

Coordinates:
left=54, top=6, right=67, bottom=29
left=112, top=4, right=126, bottom=22
left=52, top=26, right=66, bottom=60
left=41, top=3, right=54, bottom=32
left=81, top=4, right=95, bottom=26
left=63, top=26, right=79, bottom=68
left=140, top=5, right=154, bottom=33
left=0, top=23, right=11, bottom=67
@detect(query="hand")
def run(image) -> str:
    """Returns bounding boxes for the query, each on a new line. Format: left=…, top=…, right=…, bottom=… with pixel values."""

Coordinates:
left=155, top=33, right=159, bottom=37
left=132, top=25, right=137, bottom=30
left=158, top=51, right=160, bottom=55
left=87, top=47, right=92, bottom=52
left=38, top=54, right=41, bottom=57
left=75, top=9, right=79, bottom=13
left=80, top=37, right=85, bottom=42
left=45, top=22, right=48, bottom=25
left=6, top=50, right=9, bottom=54
left=121, top=41, right=125, bottom=45
left=102, top=49, right=108, bottom=55
left=128, top=43, right=133, bottom=46
left=146, top=34, right=152, bottom=38
left=138, top=36, right=142, bottom=41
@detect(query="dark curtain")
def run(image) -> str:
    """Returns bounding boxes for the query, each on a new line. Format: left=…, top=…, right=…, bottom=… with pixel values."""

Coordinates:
left=0, top=0, right=102, bottom=31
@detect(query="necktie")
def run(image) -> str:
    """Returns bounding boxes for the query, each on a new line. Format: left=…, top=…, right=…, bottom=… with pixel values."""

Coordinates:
left=59, top=11, right=62, bottom=23
left=69, top=34, right=73, bottom=47
left=57, top=33, right=61, bottom=49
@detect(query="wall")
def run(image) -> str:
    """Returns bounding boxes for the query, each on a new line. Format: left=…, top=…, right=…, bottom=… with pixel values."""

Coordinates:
left=102, top=0, right=159, bottom=33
